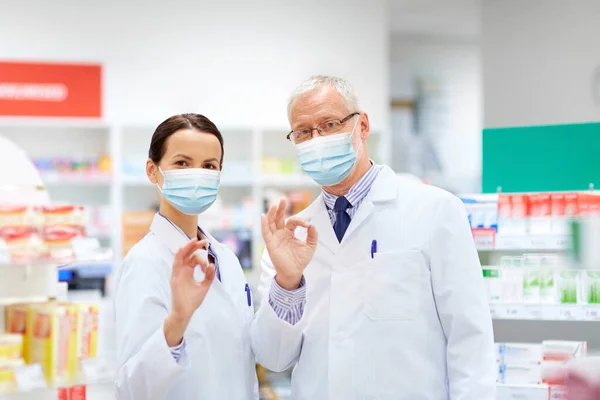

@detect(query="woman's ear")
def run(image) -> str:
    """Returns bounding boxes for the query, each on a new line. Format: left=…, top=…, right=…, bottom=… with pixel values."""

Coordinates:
left=147, top=159, right=158, bottom=184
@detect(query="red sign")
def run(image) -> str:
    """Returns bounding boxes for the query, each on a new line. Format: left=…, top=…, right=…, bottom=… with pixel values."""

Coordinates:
left=0, top=61, right=101, bottom=117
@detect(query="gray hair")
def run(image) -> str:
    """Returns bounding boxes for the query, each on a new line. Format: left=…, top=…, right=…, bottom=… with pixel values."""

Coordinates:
left=287, top=75, right=359, bottom=118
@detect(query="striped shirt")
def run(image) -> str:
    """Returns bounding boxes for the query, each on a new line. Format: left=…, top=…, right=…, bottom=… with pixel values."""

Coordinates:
left=269, top=163, right=382, bottom=325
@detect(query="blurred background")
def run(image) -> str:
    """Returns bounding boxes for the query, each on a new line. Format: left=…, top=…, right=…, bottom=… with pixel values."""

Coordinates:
left=0, top=0, right=599, bottom=398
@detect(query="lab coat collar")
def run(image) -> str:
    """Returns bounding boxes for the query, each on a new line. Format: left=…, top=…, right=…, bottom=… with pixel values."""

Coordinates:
left=341, top=165, right=397, bottom=242
left=148, top=213, right=243, bottom=308
left=299, top=165, right=398, bottom=252
left=149, top=212, right=221, bottom=255
left=370, top=165, right=398, bottom=204
left=300, top=194, right=340, bottom=253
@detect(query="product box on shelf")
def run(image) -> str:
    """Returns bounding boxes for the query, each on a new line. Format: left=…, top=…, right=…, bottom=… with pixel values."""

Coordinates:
left=0, top=206, right=43, bottom=263
left=496, top=340, right=587, bottom=386
left=29, top=302, right=78, bottom=384
left=479, top=191, right=600, bottom=241
left=550, top=193, right=567, bottom=234
left=0, top=359, right=24, bottom=395
left=540, top=340, right=588, bottom=385
left=34, top=154, right=111, bottom=178
left=483, top=254, right=564, bottom=305
left=496, top=342, right=542, bottom=366
left=498, top=363, right=542, bottom=385
left=509, top=194, right=530, bottom=235
left=0, top=204, right=89, bottom=264
left=40, top=205, right=86, bottom=262
left=542, top=340, right=587, bottom=362
left=5, top=304, right=33, bottom=363
left=122, top=211, right=156, bottom=256
left=499, top=257, right=525, bottom=303
left=75, top=304, right=99, bottom=360
left=482, top=267, right=502, bottom=303
left=557, top=270, right=582, bottom=304
left=0, top=334, right=23, bottom=361
left=529, top=193, right=552, bottom=235
left=58, top=384, right=87, bottom=400
left=583, top=271, right=600, bottom=304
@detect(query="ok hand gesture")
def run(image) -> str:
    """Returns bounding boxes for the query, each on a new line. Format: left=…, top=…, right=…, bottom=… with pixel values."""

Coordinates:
left=164, top=238, right=216, bottom=347
left=261, top=198, right=318, bottom=290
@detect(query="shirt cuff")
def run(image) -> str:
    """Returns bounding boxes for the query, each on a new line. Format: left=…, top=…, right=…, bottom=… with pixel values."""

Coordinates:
left=169, top=338, right=186, bottom=364
left=268, top=275, right=307, bottom=325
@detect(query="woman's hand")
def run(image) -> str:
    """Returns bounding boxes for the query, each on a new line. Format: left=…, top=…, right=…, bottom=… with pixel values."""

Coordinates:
left=261, top=198, right=318, bottom=290
left=164, top=238, right=216, bottom=347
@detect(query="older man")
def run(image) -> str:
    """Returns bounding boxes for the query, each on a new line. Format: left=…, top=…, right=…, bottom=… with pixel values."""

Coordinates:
left=250, top=75, right=496, bottom=399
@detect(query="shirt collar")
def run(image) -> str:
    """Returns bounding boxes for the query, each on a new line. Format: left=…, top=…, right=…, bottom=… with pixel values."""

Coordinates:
left=322, top=162, right=379, bottom=210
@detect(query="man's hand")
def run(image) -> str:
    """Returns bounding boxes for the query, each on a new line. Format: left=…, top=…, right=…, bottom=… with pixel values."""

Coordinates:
left=164, top=238, right=216, bottom=347
left=261, top=198, right=318, bottom=290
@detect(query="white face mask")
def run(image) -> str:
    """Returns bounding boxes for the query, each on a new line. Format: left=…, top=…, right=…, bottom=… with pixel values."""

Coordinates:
left=157, top=167, right=220, bottom=215
left=294, top=116, right=360, bottom=186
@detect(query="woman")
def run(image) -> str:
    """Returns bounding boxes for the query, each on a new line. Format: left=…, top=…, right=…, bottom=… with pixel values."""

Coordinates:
left=113, top=114, right=258, bottom=399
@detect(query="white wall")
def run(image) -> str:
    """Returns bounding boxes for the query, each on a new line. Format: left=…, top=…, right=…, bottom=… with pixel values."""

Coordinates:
left=390, top=36, right=482, bottom=192
left=482, top=0, right=600, bottom=128
left=0, top=0, right=389, bottom=130
left=483, top=0, right=600, bottom=349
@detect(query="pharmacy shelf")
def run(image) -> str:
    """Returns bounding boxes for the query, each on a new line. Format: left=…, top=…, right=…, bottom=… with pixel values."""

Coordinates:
left=476, top=234, right=571, bottom=251
left=0, top=250, right=113, bottom=305
left=496, top=235, right=571, bottom=251
left=0, top=380, right=113, bottom=400
left=259, top=174, right=318, bottom=188
left=39, top=173, right=112, bottom=186
left=122, top=174, right=254, bottom=188
left=490, top=303, right=600, bottom=321
left=0, top=117, right=110, bottom=130
left=0, top=263, right=58, bottom=305
left=3, top=122, right=392, bottom=269
left=497, top=384, right=565, bottom=400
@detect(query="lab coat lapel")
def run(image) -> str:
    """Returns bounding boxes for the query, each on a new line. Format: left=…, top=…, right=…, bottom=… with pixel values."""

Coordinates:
left=342, top=166, right=398, bottom=242
left=149, top=213, right=231, bottom=298
left=201, top=230, right=238, bottom=298
left=149, top=213, right=187, bottom=254
left=302, top=194, right=339, bottom=254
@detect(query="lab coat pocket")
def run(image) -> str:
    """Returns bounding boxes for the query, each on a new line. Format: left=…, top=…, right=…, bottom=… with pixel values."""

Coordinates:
left=364, top=250, right=425, bottom=321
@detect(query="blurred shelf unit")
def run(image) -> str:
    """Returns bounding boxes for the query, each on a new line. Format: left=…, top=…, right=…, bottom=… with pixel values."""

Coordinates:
left=0, top=121, right=391, bottom=268
left=489, top=303, right=600, bottom=322
left=475, top=234, right=571, bottom=252
left=461, top=191, right=599, bottom=252
left=497, top=384, right=565, bottom=400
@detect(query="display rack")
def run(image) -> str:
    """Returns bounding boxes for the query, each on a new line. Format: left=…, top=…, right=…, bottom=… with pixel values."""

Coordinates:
left=490, top=303, right=600, bottom=321
left=476, top=234, right=571, bottom=252
left=0, top=118, right=391, bottom=291
left=497, top=384, right=566, bottom=400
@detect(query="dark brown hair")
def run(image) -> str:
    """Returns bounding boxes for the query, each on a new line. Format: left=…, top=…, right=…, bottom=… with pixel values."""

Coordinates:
left=148, top=113, right=224, bottom=167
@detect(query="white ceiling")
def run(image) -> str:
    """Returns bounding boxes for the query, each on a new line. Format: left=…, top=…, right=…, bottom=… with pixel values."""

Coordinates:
left=389, top=0, right=481, bottom=38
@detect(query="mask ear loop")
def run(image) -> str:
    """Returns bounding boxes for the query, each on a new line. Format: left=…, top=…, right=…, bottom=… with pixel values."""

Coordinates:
left=350, top=113, right=364, bottom=159
left=155, top=166, right=165, bottom=192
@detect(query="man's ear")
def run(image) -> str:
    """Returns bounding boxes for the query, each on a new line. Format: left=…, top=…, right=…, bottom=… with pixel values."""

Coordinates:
left=360, top=112, right=371, bottom=140
left=146, top=159, right=158, bottom=184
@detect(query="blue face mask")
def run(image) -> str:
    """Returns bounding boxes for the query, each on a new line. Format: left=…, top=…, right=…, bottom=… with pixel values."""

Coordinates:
left=294, top=117, right=360, bottom=186
left=157, top=167, right=220, bottom=215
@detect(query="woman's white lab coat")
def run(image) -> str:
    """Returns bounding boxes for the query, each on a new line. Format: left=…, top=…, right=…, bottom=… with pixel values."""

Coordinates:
left=113, top=213, right=258, bottom=400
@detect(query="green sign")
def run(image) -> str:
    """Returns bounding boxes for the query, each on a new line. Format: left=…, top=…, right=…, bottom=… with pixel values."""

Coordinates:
left=482, top=122, right=600, bottom=193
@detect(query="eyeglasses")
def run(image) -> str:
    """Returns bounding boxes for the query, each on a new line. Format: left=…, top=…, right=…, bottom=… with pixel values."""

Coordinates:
left=286, top=112, right=360, bottom=144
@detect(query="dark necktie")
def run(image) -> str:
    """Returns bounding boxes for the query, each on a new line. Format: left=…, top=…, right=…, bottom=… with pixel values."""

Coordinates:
left=333, top=196, right=351, bottom=242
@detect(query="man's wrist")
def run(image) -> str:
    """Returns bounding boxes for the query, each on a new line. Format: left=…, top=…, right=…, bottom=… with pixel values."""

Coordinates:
left=274, top=274, right=302, bottom=291
left=164, top=312, right=190, bottom=347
